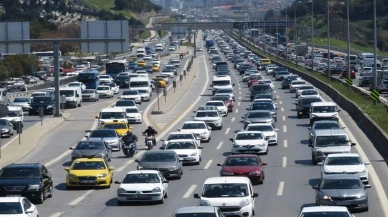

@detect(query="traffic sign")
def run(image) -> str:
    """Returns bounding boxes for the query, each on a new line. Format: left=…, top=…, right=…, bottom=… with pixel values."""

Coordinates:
left=345, top=77, right=352, bottom=86
left=370, top=90, right=380, bottom=101
left=233, top=21, right=292, bottom=29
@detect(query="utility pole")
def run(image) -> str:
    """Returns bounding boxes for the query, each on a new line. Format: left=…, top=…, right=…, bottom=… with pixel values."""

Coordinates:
left=310, top=0, right=314, bottom=72
left=346, top=0, right=351, bottom=78
left=327, top=0, right=331, bottom=81
left=372, top=0, right=378, bottom=90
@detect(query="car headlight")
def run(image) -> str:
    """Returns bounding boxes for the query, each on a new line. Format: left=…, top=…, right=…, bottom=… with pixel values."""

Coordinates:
left=359, top=169, right=368, bottom=175
left=199, top=200, right=211, bottom=206
left=257, top=143, right=265, bottom=147
left=233, top=143, right=239, bottom=148
left=321, top=195, right=330, bottom=200
left=47, top=105, right=52, bottom=108
left=190, top=152, right=198, bottom=156
left=28, top=184, right=40, bottom=191
left=201, top=132, right=206, bottom=135
left=169, top=165, right=180, bottom=171
left=152, top=187, right=161, bottom=193
left=239, top=198, right=251, bottom=207
left=249, top=171, right=261, bottom=175
left=221, top=171, right=234, bottom=175
left=118, top=188, right=126, bottom=194
left=68, top=174, right=78, bottom=180
left=355, top=194, right=366, bottom=199
left=97, top=173, right=107, bottom=178
left=137, top=165, right=144, bottom=170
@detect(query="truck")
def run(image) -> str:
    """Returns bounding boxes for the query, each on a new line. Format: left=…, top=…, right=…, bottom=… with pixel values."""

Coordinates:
left=296, top=43, right=309, bottom=56
left=205, top=39, right=214, bottom=48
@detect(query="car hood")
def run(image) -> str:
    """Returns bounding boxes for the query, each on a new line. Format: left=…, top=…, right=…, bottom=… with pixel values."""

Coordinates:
left=1, top=117, right=20, bottom=122
left=69, top=169, right=107, bottom=177
left=311, top=112, right=338, bottom=117
left=0, top=178, right=40, bottom=186
left=139, top=162, right=178, bottom=169
left=180, top=129, right=208, bottom=135
left=30, top=103, right=52, bottom=107
left=168, top=149, right=198, bottom=156
left=234, top=139, right=266, bottom=146
left=10, top=102, right=29, bottom=106
left=323, top=165, right=365, bottom=173
left=315, top=146, right=350, bottom=153
left=120, top=183, right=161, bottom=191
left=222, top=166, right=261, bottom=173
left=246, top=117, right=272, bottom=123
left=0, top=215, right=26, bottom=217
left=320, top=189, right=365, bottom=198
left=72, top=149, right=106, bottom=157
left=201, top=197, right=249, bottom=207
left=194, top=117, right=220, bottom=121
left=261, top=131, right=277, bottom=138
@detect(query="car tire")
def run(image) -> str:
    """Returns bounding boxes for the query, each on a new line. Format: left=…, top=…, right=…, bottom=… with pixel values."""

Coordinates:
left=36, top=190, right=45, bottom=204
left=297, top=113, right=302, bottom=118
left=117, top=200, right=125, bottom=206
left=47, top=185, right=53, bottom=198
left=78, top=103, right=81, bottom=107
left=312, top=155, right=318, bottom=165
left=252, top=210, right=256, bottom=216
left=164, top=191, right=168, bottom=198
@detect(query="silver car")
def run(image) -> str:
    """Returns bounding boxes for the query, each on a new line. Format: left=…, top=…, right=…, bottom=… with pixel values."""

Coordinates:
left=313, top=174, right=371, bottom=211
left=242, top=110, right=276, bottom=129
left=0, top=119, right=14, bottom=138
left=70, top=141, right=112, bottom=162
left=172, top=206, right=222, bottom=217
left=85, top=129, right=121, bottom=151
left=9, top=97, right=31, bottom=111
left=308, top=120, right=342, bottom=144
left=82, top=89, right=99, bottom=102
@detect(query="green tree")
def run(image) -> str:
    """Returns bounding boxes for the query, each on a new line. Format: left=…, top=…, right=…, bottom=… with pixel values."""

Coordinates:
left=264, top=9, right=274, bottom=21
left=0, top=63, right=10, bottom=81
left=114, top=0, right=127, bottom=10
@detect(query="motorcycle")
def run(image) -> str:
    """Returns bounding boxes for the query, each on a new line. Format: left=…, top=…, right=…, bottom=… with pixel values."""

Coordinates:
left=122, top=141, right=136, bottom=157
left=144, top=134, right=155, bottom=150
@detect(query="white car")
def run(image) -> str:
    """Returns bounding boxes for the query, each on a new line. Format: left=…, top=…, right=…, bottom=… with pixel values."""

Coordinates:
left=125, top=107, right=142, bottom=123
left=295, top=85, right=315, bottom=97
left=297, top=206, right=352, bottom=217
left=298, top=89, right=320, bottom=99
left=99, top=75, right=113, bottom=83
left=205, top=101, right=228, bottom=116
left=120, top=90, right=142, bottom=104
left=244, top=123, right=279, bottom=145
left=137, top=89, right=151, bottom=101
left=103, top=83, right=120, bottom=94
left=0, top=197, right=39, bottom=217
left=178, top=121, right=212, bottom=142
left=168, top=46, right=176, bottom=51
left=309, top=102, right=340, bottom=125
left=318, top=153, right=370, bottom=183
left=192, top=110, right=223, bottom=130
left=143, top=55, right=152, bottom=60
left=116, top=170, right=169, bottom=205
left=161, top=139, right=203, bottom=164
left=230, top=131, right=268, bottom=155
left=96, top=86, right=113, bottom=98
left=68, top=82, right=86, bottom=90
left=289, top=80, right=308, bottom=93
left=160, top=68, right=174, bottom=78
left=193, top=177, right=258, bottom=217
left=161, top=132, right=201, bottom=147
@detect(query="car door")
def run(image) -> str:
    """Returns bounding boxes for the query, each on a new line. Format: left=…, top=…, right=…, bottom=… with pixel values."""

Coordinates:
left=158, top=172, right=168, bottom=192
left=103, top=142, right=112, bottom=160
left=23, top=198, right=38, bottom=217
left=41, top=166, right=51, bottom=195
left=194, top=140, right=201, bottom=156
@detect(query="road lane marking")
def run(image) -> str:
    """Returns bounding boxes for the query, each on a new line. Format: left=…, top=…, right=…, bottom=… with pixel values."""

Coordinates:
left=183, top=185, right=197, bottom=198
left=284, top=140, right=288, bottom=148
left=116, top=160, right=134, bottom=172
left=49, top=212, right=64, bottom=217
left=239, top=87, right=241, bottom=90
left=225, top=128, right=230, bottom=134
left=283, top=125, right=287, bottom=132
left=239, top=96, right=241, bottom=100
left=217, top=142, right=223, bottom=150
left=274, top=90, right=277, bottom=93
left=235, top=109, right=239, bottom=113
left=204, top=160, right=213, bottom=169
left=276, top=95, right=279, bottom=98
left=237, top=102, right=240, bottom=106
left=68, top=190, right=94, bottom=206
left=277, top=182, right=284, bottom=196
left=231, top=117, right=235, bottom=122
left=279, top=101, right=282, bottom=104
left=282, top=116, right=285, bottom=121
left=281, top=108, right=284, bottom=112
left=282, top=157, right=287, bottom=167
left=239, top=92, right=241, bottom=95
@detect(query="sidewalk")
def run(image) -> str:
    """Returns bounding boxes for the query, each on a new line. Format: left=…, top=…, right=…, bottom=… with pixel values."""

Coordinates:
left=0, top=113, right=71, bottom=167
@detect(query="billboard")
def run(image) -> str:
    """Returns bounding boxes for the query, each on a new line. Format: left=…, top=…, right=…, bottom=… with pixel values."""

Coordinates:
left=183, top=0, right=204, bottom=7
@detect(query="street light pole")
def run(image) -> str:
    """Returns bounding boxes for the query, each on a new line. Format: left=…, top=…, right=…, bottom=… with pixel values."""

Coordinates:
left=310, top=0, right=314, bottom=72
left=372, top=0, right=378, bottom=90
left=327, top=0, right=331, bottom=81
left=346, top=0, right=351, bottom=78
left=285, top=6, right=288, bottom=62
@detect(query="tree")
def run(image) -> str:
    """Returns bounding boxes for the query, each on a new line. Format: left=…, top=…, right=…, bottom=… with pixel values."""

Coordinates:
left=114, top=0, right=127, bottom=10
left=264, top=9, right=274, bottom=21
left=0, top=63, right=10, bottom=81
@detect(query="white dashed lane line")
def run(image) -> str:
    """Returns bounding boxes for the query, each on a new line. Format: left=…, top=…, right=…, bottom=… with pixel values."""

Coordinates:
left=282, top=157, right=287, bottom=167
left=182, top=185, right=197, bottom=198
left=282, top=116, right=285, bottom=121
left=231, top=117, right=235, bottom=122
left=283, top=125, right=287, bottom=133
left=225, top=128, right=230, bottom=134
left=284, top=140, right=288, bottom=148
left=216, top=142, right=223, bottom=150
left=235, top=109, right=239, bottom=113
left=204, top=160, right=213, bottom=169
left=277, top=182, right=285, bottom=196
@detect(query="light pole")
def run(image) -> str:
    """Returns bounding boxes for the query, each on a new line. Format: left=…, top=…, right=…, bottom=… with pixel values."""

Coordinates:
left=276, top=14, right=279, bottom=56
left=294, top=1, right=301, bottom=66
left=372, top=0, right=378, bottom=90
left=310, top=0, right=314, bottom=72
left=327, top=0, right=331, bottom=81
left=346, top=0, right=351, bottom=78
left=285, top=6, right=288, bottom=62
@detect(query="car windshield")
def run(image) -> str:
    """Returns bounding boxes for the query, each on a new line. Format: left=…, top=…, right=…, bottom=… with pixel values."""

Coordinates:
left=103, top=123, right=127, bottom=129
left=137, top=89, right=148, bottom=94
left=0, top=167, right=39, bottom=178
left=100, top=112, right=125, bottom=119
left=217, top=89, right=233, bottom=94
left=100, top=76, right=109, bottom=79
left=247, top=112, right=271, bottom=118
left=315, top=136, right=348, bottom=147
left=202, top=183, right=248, bottom=198
left=236, top=133, right=263, bottom=140
left=326, top=157, right=362, bottom=165
left=130, top=82, right=148, bottom=87
left=89, top=130, right=117, bottom=138
left=83, top=90, right=95, bottom=94
left=166, top=142, right=196, bottom=149
left=196, top=111, right=219, bottom=117
left=300, top=98, right=322, bottom=105
left=116, top=100, right=135, bottom=107
left=313, top=122, right=341, bottom=130
left=116, top=76, right=129, bottom=81
left=122, top=173, right=160, bottom=184
left=213, top=80, right=231, bottom=86
left=167, top=134, right=194, bottom=140
left=126, top=108, right=139, bottom=113
left=251, top=103, right=274, bottom=110
left=301, top=90, right=318, bottom=95
left=97, top=86, right=109, bottom=90
left=224, top=157, right=259, bottom=166
left=68, top=83, right=80, bottom=87
left=71, top=161, right=106, bottom=170
left=123, top=91, right=138, bottom=95
left=182, top=123, right=206, bottom=129
left=13, top=98, right=29, bottom=102
left=251, top=85, right=270, bottom=91
left=75, top=142, right=104, bottom=150
left=300, top=212, right=351, bottom=217
left=312, top=106, right=336, bottom=113
left=103, top=83, right=116, bottom=87
left=142, top=153, right=177, bottom=162
left=321, top=179, right=362, bottom=189
left=0, top=202, right=23, bottom=214
left=255, top=95, right=272, bottom=99
left=59, top=90, right=74, bottom=97
left=246, top=125, right=273, bottom=132
left=206, top=102, right=223, bottom=106
left=7, top=111, right=19, bottom=117
left=175, top=213, right=217, bottom=217
left=212, top=96, right=229, bottom=102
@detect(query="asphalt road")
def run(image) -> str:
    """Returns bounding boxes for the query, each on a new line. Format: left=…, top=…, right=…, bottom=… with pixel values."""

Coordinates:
left=9, top=32, right=388, bottom=217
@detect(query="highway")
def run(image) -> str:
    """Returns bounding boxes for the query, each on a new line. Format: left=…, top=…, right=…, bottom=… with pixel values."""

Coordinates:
left=6, top=30, right=388, bottom=217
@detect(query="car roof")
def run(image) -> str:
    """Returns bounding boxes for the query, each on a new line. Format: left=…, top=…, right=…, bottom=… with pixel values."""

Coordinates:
left=247, top=123, right=273, bottom=127
left=126, top=170, right=160, bottom=175
left=236, top=131, right=263, bottom=134
left=206, top=100, right=224, bottom=104
left=183, top=121, right=206, bottom=124
left=204, top=176, right=251, bottom=184
left=311, top=102, right=337, bottom=106
left=100, top=107, right=126, bottom=112
left=73, top=157, right=106, bottom=162
left=168, top=132, right=194, bottom=135
left=301, top=206, right=349, bottom=212
left=321, top=174, right=361, bottom=180
left=143, top=150, right=176, bottom=154
left=4, top=163, right=40, bottom=169
left=175, top=206, right=217, bottom=214
left=226, top=154, right=258, bottom=158
left=326, top=153, right=360, bottom=158
left=313, top=120, right=339, bottom=124
left=0, top=197, right=22, bottom=203
left=167, top=139, right=196, bottom=143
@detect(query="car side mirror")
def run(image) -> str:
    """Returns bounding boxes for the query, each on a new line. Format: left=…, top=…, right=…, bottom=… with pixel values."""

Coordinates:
left=210, top=84, right=212, bottom=87
left=69, top=147, right=73, bottom=150
left=193, top=111, right=196, bottom=113
left=232, top=84, right=235, bottom=86
left=208, top=127, right=212, bottom=130
left=308, top=144, right=312, bottom=147
left=194, top=193, right=200, bottom=199
left=64, top=168, right=70, bottom=172
left=114, top=181, right=121, bottom=184
left=337, top=110, right=341, bottom=112
left=198, top=146, right=204, bottom=149
left=109, top=167, right=114, bottom=171
left=312, top=186, right=319, bottom=190
left=364, top=161, right=371, bottom=165
left=293, top=103, right=298, bottom=105
left=163, top=180, right=169, bottom=183
left=241, top=116, right=246, bottom=119
left=262, top=162, right=267, bottom=166
left=252, top=193, right=259, bottom=197
left=246, top=108, right=250, bottom=110
left=135, top=159, right=140, bottom=163
left=317, top=162, right=323, bottom=165
left=25, top=207, right=34, bottom=214
left=42, top=174, right=50, bottom=179
left=274, top=129, right=279, bottom=131
left=351, top=142, right=356, bottom=146
left=177, top=128, right=181, bottom=131
left=95, top=116, right=98, bottom=119
left=229, top=138, right=234, bottom=142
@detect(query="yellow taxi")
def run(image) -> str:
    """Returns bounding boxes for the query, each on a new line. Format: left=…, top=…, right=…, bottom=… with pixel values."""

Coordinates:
left=65, top=157, right=114, bottom=189
left=261, top=58, right=271, bottom=65
left=152, top=65, right=160, bottom=72
left=137, top=60, right=146, bottom=67
left=99, top=120, right=132, bottom=137
left=152, top=77, right=167, bottom=88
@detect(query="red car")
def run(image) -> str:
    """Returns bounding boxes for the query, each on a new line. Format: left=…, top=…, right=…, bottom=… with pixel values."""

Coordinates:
left=339, top=70, right=356, bottom=79
left=217, top=154, right=267, bottom=184
left=212, top=95, right=234, bottom=112
left=247, top=75, right=262, bottom=88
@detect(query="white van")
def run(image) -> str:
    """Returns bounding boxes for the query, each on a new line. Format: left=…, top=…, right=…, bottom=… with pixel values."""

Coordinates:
left=3, top=106, right=24, bottom=128
left=210, top=75, right=235, bottom=94
left=59, top=87, right=82, bottom=108
left=96, top=107, right=128, bottom=127
left=129, top=77, right=152, bottom=101
left=136, top=48, right=146, bottom=58
left=155, top=43, right=164, bottom=52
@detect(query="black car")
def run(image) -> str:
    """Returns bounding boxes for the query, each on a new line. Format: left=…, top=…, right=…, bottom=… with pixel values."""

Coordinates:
left=0, top=163, right=53, bottom=204
left=239, top=64, right=252, bottom=75
left=294, top=97, right=323, bottom=118
left=281, top=78, right=296, bottom=89
left=29, top=96, right=55, bottom=116
left=250, top=84, right=272, bottom=101
left=135, top=151, right=183, bottom=179
left=115, top=75, right=130, bottom=88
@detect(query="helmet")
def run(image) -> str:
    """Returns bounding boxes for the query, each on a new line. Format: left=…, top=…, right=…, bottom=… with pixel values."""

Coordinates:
left=148, top=126, right=153, bottom=130
left=127, top=131, right=132, bottom=136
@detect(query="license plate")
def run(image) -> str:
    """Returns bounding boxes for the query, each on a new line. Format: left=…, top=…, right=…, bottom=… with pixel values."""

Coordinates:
left=7, top=195, right=21, bottom=197
left=336, top=202, right=351, bottom=206
left=223, top=213, right=234, bottom=216
left=81, top=180, right=95, bottom=183
left=128, top=195, right=147, bottom=199
left=245, top=151, right=257, bottom=153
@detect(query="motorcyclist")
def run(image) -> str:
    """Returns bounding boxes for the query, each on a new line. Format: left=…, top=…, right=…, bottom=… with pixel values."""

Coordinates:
left=142, top=126, right=157, bottom=146
left=121, top=131, right=138, bottom=153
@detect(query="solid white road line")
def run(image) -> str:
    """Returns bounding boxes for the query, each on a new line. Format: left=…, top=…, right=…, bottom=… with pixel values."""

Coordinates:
left=235, top=109, right=239, bottom=113
left=49, top=212, right=64, bottom=217
left=277, top=182, right=284, bottom=196
left=225, top=128, right=230, bottom=134
left=283, top=125, right=287, bottom=133
left=231, top=117, right=235, bottom=122
left=282, top=116, right=285, bottom=121
left=204, top=160, right=213, bottom=170
left=284, top=140, right=288, bottom=148
left=281, top=108, right=284, bottom=112
left=183, top=185, right=197, bottom=198
left=282, top=157, right=287, bottom=167
left=68, top=190, right=94, bottom=206
left=279, top=101, right=282, bottom=105
left=216, top=142, right=223, bottom=150
left=239, top=96, right=241, bottom=100
left=237, top=102, right=241, bottom=106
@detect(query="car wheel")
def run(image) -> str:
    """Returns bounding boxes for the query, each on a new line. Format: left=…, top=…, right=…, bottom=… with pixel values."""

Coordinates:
left=297, top=113, right=302, bottom=118
left=47, top=185, right=53, bottom=198
left=36, top=190, right=45, bottom=204
left=164, top=190, right=168, bottom=198
left=78, top=103, right=81, bottom=107
left=312, top=155, right=318, bottom=165
left=252, top=209, right=256, bottom=216
left=117, top=200, right=125, bottom=206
